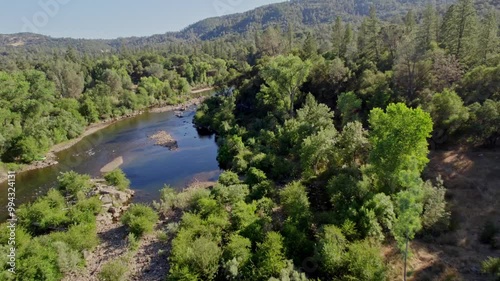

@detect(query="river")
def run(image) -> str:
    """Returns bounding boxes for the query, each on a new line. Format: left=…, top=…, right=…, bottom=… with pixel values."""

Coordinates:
left=0, top=104, right=221, bottom=220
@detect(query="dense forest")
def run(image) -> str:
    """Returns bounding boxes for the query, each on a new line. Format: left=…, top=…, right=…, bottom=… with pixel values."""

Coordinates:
left=1, top=0, right=500, bottom=280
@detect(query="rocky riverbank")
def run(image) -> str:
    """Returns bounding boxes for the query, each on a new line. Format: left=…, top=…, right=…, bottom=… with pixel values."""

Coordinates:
left=64, top=180, right=216, bottom=281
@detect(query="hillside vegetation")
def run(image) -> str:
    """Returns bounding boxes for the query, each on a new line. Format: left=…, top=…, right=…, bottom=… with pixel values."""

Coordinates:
left=0, top=0, right=499, bottom=280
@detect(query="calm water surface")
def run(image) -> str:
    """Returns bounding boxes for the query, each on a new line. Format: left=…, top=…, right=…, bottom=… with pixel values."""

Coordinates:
left=0, top=105, right=221, bottom=220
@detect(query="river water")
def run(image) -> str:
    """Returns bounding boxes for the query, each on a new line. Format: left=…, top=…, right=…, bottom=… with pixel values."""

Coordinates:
left=0, top=105, right=221, bottom=220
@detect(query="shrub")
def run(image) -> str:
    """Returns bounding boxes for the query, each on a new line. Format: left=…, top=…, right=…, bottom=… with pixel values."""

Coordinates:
left=479, top=220, right=499, bottom=248
left=255, top=232, right=288, bottom=279
left=121, top=204, right=158, bottom=237
left=315, top=225, right=347, bottom=276
left=245, top=167, right=267, bottom=186
left=153, top=185, right=177, bottom=215
left=174, top=188, right=211, bottom=210
left=218, top=171, right=241, bottom=186
left=53, top=241, right=81, bottom=274
left=68, top=196, right=102, bottom=224
left=269, top=260, right=308, bottom=281
left=212, top=183, right=250, bottom=205
left=57, top=171, right=92, bottom=197
left=344, top=240, right=387, bottom=281
left=170, top=233, right=222, bottom=281
left=16, top=238, right=61, bottom=281
left=104, top=169, right=131, bottom=191
left=17, top=189, right=69, bottom=233
left=98, top=258, right=129, bottom=281
left=421, top=177, right=450, bottom=234
left=280, top=181, right=311, bottom=227
left=482, top=257, right=500, bottom=281
left=127, top=233, right=140, bottom=251
left=50, top=222, right=99, bottom=252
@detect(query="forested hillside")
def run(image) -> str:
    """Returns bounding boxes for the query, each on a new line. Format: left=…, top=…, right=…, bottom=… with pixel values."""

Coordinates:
left=2, top=0, right=499, bottom=51
left=0, top=0, right=499, bottom=280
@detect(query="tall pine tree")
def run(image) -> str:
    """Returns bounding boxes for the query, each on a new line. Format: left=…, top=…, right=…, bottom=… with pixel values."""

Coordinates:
left=440, top=0, right=478, bottom=65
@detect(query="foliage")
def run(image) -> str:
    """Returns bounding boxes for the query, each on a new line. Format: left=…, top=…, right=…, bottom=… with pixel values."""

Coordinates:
left=315, top=225, right=347, bottom=276
left=479, top=220, right=499, bottom=248
left=258, top=55, right=312, bottom=118
left=343, top=240, right=387, bottom=281
left=368, top=103, right=433, bottom=192
left=121, top=204, right=159, bottom=237
left=482, top=257, right=500, bottom=281
left=427, top=89, right=469, bottom=139
left=104, top=169, right=131, bottom=191
left=57, top=171, right=93, bottom=197
left=98, top=258, right=129, bottom=281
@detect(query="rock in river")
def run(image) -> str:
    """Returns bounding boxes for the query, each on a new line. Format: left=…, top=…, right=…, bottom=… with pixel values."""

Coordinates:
left=149, top=130, right=178, bottom=150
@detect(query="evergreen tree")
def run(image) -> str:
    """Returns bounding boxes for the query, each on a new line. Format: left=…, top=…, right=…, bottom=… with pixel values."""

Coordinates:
left=340, top=23, right=356, bottom=60
left=478, top=9, right=499, bottom=63
left=417, top=4, right=439, bottom=53
left=358, top=6, right=381, bottom=62
left=331, top=17, right=344, bottom=57
left=440, top=0, right=479, bottom=64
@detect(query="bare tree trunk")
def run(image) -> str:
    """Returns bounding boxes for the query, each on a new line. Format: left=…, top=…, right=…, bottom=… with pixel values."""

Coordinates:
left=404, top=231, right=409, bottom=281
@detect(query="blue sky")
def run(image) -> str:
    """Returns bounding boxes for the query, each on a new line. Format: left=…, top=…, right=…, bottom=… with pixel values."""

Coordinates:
left=0, top=0, right=283, bottom=39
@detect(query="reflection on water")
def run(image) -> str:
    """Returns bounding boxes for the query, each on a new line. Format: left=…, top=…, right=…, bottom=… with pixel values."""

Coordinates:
left=0, top=105, right=221, bottom=220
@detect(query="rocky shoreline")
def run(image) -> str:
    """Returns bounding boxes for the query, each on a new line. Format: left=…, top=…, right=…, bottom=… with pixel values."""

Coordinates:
left=0, top=94, right=210, bottom=184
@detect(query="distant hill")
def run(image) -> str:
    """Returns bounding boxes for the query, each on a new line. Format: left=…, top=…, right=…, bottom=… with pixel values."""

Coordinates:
left=1, top=0, right=497, bottom=52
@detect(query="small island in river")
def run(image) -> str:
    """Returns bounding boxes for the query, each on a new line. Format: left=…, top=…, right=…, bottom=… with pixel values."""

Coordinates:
left=149, top=131, right=178, bottom=150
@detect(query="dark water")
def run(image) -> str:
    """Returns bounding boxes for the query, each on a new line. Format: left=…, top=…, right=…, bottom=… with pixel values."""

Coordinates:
left=0, top=105, right=221, bottom=220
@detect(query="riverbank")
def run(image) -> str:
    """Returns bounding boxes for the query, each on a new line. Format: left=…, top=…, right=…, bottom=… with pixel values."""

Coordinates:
left=0, top=91, right=212, bottom=184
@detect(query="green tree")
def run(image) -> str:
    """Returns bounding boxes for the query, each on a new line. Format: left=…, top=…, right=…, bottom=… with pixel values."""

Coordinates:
left=417, top=4, right=439, bottom=53
left=478, top=9, right=499, bottom=63
left=427, top=89, right=469, bottom=139
left=344, top=240, right=387, bottom=281
left=337, top=92, right=362, bottom=127
left=331, top=17, right=344, bottom=57
left=368, top=103, right=433, bottom=193
left=258, top=55, right=312, bottom=118
left=315, top=225, right=347, bottom=276
left=440, top=0, right=479, bottom=64
left=255, top=232, right=287, bottom=279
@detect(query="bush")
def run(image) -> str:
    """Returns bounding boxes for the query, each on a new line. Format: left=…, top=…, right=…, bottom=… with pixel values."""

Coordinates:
left=344, top=240, right=387, bottom=281
left=68, top=196, right=102, bottom=224
left=245, top=167, right=267, bottom=186
left=53, top=241, right=81, bottom=274
left=127, top=233, right=140, bottom=251
left=170, top=233, right=222, bottom=281
left=218, top=171, right=241, bottom=186
left=212, top=183, right=250, bottom=205
left=153, top=185, right=177, bottom=216
left=50, top=222, right=99, bottom=252
left=421, top=177, right=450, bottom=234
left=121, top=204, right=158, bottom=237
left=255, top=232, right=288, bottom=279
left=174, top=188, right=211, bottom=210
left=482, top=257, right=500, bottom=281
left=17, top=189, right=69, bottom=233
left=98, top=258, right=129, bottom=281
left=104, top=169, right=130, bottom=191
left=479, top=220, right=499, bottom=248
left=280, top=181, right=311, bottom=228
left=16, top=238, right=61, bottom=281
left=315, top=225, right=347, bottom=276
left=57, top=171, right=92, bottom=197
